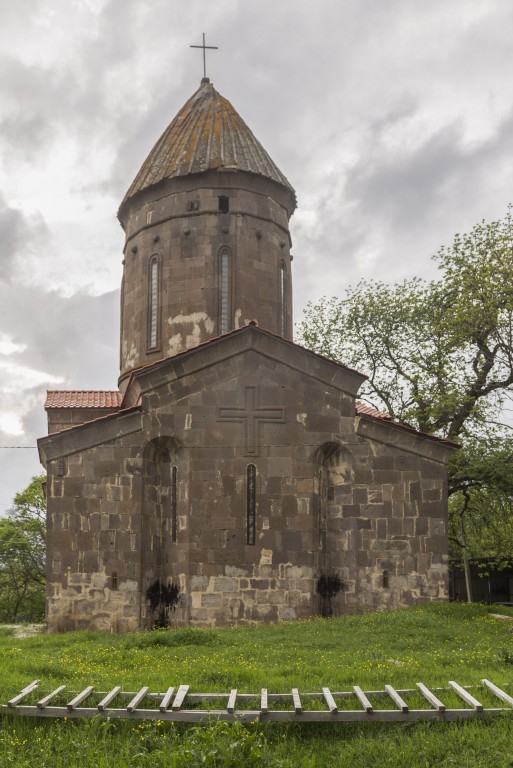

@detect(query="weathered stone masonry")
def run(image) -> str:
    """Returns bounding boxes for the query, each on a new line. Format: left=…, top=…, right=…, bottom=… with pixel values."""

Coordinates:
left=40, top=328, right=454, bottom=632
left=39, top=77, right=456, bottom=632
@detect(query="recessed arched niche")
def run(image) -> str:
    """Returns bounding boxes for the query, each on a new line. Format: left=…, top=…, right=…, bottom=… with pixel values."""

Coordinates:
left=315, top=442, right=353, bottom=550
left=141, top=436, right=182, bottom=627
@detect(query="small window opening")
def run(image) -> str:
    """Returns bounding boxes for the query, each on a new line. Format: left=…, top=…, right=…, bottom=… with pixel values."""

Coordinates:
left=218, top=195, right=229, bottom=213
left=247, top=464, right=256, bottom=545
left=148, top=256, right=159, bottom=349
left=112, top=572, right=118, bottom=590
left=279, top=262, right=286, bottom=336
left=382, top=570, right=389, bottom=589
left=171, top=466, right=177, bottom=543
left=219, top=248, right=231, bottom=334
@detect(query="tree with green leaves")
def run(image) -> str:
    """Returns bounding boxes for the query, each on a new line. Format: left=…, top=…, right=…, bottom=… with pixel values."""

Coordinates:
left=447, top=435, right=513, bottom=601
left=0, top=474, right=46, bottom=622
left=298, top=207, right=513, bottom=440
left=297, top=207, right=513, bottom=599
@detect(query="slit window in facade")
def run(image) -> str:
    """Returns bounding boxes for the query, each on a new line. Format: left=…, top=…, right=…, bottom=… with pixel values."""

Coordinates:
left=247, top=464, right=256, bottom=545
left=218, top=195, right=229, bottom=213
left=148, top=256, right=159, bottom=349
left=319, top=467, right=325, bottom=550
left=219, top=248, right=231, bottom=334
left=171, top=465, right=177, bottom=542
left=279, top=261, right=286, bottom=336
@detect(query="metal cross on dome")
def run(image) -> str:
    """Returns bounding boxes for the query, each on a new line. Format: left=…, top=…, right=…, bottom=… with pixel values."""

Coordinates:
left=190, top=33, right=219, bottom=78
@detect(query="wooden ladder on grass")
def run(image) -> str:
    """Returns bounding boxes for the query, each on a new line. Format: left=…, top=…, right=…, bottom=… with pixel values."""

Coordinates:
left=2, top=679, right=513, bottom=722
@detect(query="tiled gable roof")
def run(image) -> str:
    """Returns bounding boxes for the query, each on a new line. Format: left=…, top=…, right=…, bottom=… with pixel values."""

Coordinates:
left=355, top=402, right=391, bottom=420
left=46, top=391, right=390, bottom=421
left=45, top=391, right=122, bottom=409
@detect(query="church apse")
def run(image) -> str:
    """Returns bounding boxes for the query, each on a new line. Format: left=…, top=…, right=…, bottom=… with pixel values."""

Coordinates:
left=141, top=437, right=184, bottom=628
left=315, top=442, right=352, bottom=616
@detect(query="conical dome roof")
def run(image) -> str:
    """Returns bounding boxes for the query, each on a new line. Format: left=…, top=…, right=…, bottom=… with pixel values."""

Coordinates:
left=121, top=78, right=295, bottom=206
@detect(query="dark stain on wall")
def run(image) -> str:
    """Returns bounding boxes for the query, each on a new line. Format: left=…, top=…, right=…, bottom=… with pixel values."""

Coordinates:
left=146, top=579, right=181, bottom=627
left=317, top=573, right=345, bottom=617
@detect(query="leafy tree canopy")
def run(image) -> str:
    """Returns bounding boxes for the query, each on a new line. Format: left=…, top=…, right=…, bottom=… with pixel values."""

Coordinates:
left=0, top=474, right=46, bottom=623
left=298, top=206, right=513, bottom=442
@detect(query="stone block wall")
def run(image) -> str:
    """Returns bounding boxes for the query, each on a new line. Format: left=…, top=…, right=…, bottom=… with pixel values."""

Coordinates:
left=47, top=406, right=120, bottom=435
left=41, top=330, right=453, bottom=633
left=119, top=170, right=294, bottom=389
left=323, top=425, right=449, bottom=615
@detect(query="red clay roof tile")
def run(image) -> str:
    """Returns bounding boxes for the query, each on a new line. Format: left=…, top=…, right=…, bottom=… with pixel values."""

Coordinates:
left=355, top=402, right=391, bottom=420
left=45, top=391, right=122, bottom=409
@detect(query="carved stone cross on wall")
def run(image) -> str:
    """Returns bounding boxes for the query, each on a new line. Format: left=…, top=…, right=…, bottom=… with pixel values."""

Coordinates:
left=217, top=386, right=285, bottom=456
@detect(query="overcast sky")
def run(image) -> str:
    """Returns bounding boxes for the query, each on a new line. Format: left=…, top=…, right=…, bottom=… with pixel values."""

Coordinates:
left=1, top=0, right=513, bottom=511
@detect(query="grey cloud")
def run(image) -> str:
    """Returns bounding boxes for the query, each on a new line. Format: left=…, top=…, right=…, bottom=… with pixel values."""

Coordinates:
left=0, top=449, right=42, bottom=512
left=0, top=285, right=119, bottom=510
left=0, top=115, right=55, bottom=163
left=0, top=193, right=49, bottom=282
left=0, top=284, right=119, bottom=390
left=19, top=385, right=51, bottom=438
left=0, top=197, right=26, bottom=279
left=346, top=121, right=468, bottom=227
left=344, top=105, right=513, bottom=243
left=0, top=57, right=67, bottom=162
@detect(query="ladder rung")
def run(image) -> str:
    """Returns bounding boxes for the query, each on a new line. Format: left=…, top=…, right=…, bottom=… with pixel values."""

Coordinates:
left=416, top=682, right=445, bottom=712
left=8, top=680, right=39, bottom=707
left=37, top=685, right=66, bottom=709
left=127, top=687, right=149, bottom=713
left=481, top=679, right=513, bottom=708
left=449, top=681, right=483, bottom=711
left=385, top=684, right=408, bottom=712
left=67, top=686, right=93, bottom=711
left=227, top=689, right=237, bottom=713
left=159, top=687, right=175, bottom=713
left=353, top=685, right=373, bottom=713
left=172, top=685, right=189, bottom=711
left=98, top=686, right=121, bottom=711
left=322, top=687, right=338, bottom=713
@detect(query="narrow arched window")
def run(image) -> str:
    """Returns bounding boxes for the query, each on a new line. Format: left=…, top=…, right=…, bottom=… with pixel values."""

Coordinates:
left=219, top=248, right=231, bottom=334
left=279, top=261, right=286, bottom=336
left=120, top=273, right=125, bottom=369
left=171, top=465, right=177, bottom=543
left=247, top=464, right=256, bottom=545
left=148, top=256, right=159, bottom=349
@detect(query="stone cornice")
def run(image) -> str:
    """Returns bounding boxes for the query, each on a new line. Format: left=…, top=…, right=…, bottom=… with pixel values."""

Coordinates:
left=124, top=325, right=367, bottom=405
left=37, top=408, right=142, bottom=465
left=356, top=415, right=458, bottom=464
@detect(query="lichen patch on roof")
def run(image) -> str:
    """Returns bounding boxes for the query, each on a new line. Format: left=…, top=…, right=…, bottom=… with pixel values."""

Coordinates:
left=122, top=78, right=295, bottom=205
left=45, top=391, right=122, bottom=409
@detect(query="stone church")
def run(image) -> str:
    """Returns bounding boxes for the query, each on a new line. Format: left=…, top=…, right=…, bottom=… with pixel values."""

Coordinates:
left=38, top=77, right=456, bottom=633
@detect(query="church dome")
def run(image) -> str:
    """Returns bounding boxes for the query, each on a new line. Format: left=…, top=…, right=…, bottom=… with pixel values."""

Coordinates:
left=122, top=78, right=296, bottom=206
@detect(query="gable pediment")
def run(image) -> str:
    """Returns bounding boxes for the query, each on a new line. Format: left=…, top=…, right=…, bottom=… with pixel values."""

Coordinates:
left=124, top=325, right=366, bottom=406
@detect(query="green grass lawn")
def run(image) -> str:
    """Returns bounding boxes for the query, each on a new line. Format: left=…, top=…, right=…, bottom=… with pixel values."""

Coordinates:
left=1, top=602, right=513, bottom=766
